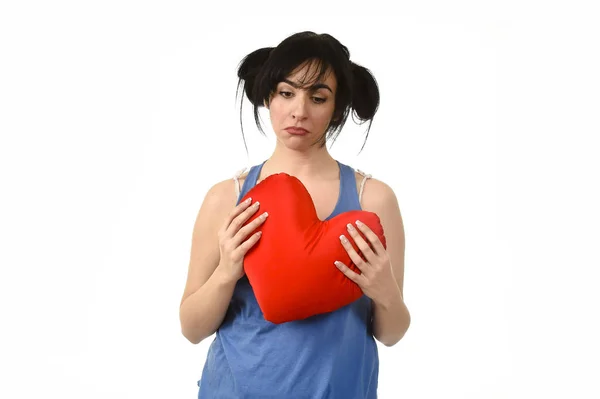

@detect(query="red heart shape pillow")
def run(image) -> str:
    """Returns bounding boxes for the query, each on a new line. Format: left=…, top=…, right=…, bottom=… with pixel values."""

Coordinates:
left=239, top=173, right=387, bottom=324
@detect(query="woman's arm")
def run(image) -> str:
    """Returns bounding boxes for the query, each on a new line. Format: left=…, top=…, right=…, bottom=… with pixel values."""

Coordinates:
left=179, top=180, right=238, bottom=344
left=367, top=180, right=411, bottom=346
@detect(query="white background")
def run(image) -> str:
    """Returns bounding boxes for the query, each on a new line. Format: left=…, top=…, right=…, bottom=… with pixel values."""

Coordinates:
left=1, top=1, right=599, bottom=398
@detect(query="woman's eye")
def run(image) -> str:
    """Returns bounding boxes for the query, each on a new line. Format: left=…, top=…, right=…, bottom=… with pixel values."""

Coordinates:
left=279, top=91, right=326, bottom=104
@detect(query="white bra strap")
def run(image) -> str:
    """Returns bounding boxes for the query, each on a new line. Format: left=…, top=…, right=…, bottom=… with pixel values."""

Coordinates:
left=232, top=167, right=248, bottom=201
left=355, top=169, right=372, bottom=205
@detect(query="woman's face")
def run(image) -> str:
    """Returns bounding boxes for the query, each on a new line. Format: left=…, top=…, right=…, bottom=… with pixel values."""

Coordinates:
left=267, top=61, right=337, bottom=149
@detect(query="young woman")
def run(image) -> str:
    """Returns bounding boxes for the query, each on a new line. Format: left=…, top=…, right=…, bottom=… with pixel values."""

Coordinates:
left=179, top=31, right=411, bottom=398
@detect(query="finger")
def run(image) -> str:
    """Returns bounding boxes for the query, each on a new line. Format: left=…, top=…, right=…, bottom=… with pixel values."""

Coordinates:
left=355, top=220, right=386, bottom=255
left=334, top=261, right=364, bottom=285
left=221, top=197, right=254, bottom=233
left=234, top=230, right=263, bottom=258
left=339, top=234, right=369, bottom=273
left=345, top=223, right=377, bottom=263
left=233, top=211, right=269, bottom=246
left=226, top=200, right=261, bottom=237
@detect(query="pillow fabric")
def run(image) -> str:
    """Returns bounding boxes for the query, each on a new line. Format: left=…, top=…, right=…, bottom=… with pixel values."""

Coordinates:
left=239, top=173, right=387, bottom=324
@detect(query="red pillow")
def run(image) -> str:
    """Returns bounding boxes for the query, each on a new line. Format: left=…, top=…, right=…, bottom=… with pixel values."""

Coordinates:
left=239, top=173, right=386, bottom=324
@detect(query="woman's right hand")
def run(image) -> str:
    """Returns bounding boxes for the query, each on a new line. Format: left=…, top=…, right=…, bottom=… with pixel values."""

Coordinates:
left=216, top=197, right=268, bottom=283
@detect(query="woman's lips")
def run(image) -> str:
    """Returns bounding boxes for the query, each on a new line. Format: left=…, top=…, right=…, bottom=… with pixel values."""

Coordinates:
left=285, top=127, right=309, bottom=135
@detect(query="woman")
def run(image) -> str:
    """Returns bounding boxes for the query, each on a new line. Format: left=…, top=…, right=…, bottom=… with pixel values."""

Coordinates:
left=179, top=31, right=411, bottom=398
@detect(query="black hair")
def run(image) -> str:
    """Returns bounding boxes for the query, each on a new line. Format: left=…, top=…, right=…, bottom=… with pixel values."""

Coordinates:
left=235, top=31, right=380, bottom=154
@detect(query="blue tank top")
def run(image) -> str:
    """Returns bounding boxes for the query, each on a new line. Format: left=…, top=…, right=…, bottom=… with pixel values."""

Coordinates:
left=197, top=160, right=379, bottom=399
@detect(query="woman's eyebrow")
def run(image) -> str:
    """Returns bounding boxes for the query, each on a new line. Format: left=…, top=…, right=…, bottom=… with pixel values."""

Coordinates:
left=282, top=79, right=333, bottom=93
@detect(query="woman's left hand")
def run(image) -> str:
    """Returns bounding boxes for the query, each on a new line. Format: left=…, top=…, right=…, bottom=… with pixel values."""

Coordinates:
left=335, top=220, right=397, bottom=305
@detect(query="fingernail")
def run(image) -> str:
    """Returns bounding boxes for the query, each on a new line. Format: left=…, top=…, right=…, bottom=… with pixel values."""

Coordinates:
left=340, top=235, right=348, bottom=243
left=346, top=223, right=355, bottom=231
left=334, top=261, right=341, bottom=267
left=356, top=220, right=363, bottom=226
left=254, top=201, right=260, bottom=207
left=245, top=197, right=252, bottom=204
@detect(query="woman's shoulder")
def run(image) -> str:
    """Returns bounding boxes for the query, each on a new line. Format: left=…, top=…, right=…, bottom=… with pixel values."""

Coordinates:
left=348, top=165, right=397, bottom=211
left=203, top=168, right=251, bottom=213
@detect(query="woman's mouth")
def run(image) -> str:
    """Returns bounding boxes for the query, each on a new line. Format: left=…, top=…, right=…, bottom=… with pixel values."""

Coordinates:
left=285, top=127, right=309, bottom=135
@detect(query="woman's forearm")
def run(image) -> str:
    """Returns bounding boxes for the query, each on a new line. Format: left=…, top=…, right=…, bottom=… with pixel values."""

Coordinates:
left=179, top=266, right=238, bottom=344
left=372, top=287, right=411, bottom=347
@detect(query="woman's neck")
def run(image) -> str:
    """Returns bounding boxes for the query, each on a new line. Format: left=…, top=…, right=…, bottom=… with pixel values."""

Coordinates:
left=260, top=146, right=338, bottom=181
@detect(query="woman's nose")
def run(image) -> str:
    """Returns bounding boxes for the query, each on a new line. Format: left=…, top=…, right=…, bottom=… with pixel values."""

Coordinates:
left=291, top=94, right=308, bottom=119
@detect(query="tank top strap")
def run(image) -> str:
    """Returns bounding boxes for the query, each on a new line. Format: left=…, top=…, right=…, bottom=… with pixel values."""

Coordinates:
left=355, top=168, right=372, bottom=206
left=233, top=160, right=267, bottom=205
left=334, top=161, right=361, bottom=211
left=232, top=167, right=248, bottom=201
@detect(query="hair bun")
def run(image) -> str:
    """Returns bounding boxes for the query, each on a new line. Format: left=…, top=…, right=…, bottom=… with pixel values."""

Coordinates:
left=237, top=48, right=271, bottom=81
left=351, top=63, right=379, bottom=121
left=237, top=47, right=273, bottom=105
